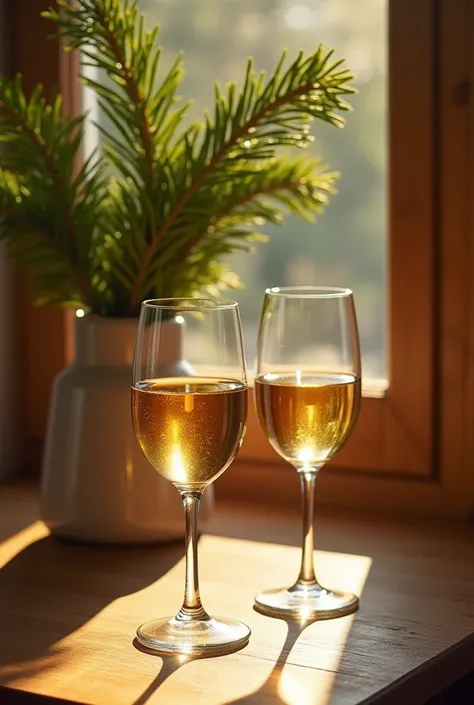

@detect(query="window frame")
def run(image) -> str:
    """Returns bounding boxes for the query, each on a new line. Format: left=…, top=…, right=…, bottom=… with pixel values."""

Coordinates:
left=11, top=0, right=474, bottom=517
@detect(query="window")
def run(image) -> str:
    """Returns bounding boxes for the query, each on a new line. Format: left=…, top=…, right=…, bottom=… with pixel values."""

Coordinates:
left=84, top=1, right=387, bottom=380
left=137, top=0, right=388, bottom=383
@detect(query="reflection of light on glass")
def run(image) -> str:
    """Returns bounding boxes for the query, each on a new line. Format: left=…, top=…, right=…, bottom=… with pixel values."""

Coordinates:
left=184, top=385, right=194, bottom=413
left=175, top=315, right=185, bottom=324
left=170, top=448, right=187, bottom=483
left=295, top=370, right=302, bottom=385
left=124, top=455, right=136, bottom=520
left=297, top=446, right=314, bottom=465
left=125, top=457, right=133, bottom=485
left=125, top=456, right=134, bottom=499
left=76, top=308, right=85, bottom=318
left=170, top=422, right=187, bottom=483
left=298, top=604, right=314, bottom=622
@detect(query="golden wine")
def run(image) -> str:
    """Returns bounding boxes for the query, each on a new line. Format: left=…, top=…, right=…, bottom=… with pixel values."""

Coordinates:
left=255, top=372, right=360, bottom=468
left=132, top=377, right=247, bottom=489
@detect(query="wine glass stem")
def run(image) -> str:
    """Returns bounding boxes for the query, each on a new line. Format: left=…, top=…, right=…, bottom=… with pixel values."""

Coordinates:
left=297, top=469, right=319, bottom=586
left=177, top=491, right=209, bottom=621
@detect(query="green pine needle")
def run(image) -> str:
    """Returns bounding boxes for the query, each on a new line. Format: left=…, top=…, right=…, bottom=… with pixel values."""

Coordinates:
left=0, top=0, right=355, bottom=317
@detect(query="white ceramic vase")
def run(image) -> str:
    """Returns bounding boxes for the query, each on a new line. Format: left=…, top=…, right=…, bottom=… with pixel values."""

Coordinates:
left=40, top=315, right=214, bottom=543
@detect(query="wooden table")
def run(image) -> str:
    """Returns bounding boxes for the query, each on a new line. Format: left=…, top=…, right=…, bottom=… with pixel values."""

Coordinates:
left=0, top=485, right=473, bottom=705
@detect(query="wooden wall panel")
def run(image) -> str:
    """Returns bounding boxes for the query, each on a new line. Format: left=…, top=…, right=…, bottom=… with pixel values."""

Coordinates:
left=4, top=1, right=67, bottom=461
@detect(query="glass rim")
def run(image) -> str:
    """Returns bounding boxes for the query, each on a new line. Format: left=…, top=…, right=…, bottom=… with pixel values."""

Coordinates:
left=265, top=286, right=353, bottom=299
left=141, top=297, right=239, bottom=312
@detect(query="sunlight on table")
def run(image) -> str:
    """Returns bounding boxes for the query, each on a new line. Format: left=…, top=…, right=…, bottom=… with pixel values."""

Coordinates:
left=0, top=525, right=372, bottom=705
left=0, top=521, right=48, bottom=569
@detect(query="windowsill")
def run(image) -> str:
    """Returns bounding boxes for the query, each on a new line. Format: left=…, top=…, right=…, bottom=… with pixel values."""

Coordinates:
left=0, top=484, right=473, bottom=704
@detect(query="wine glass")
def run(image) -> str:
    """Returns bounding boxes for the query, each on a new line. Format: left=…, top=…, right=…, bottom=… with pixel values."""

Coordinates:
left=254, top=286, right=361, bottom=619
left=132, top=298, right=250, bottom=655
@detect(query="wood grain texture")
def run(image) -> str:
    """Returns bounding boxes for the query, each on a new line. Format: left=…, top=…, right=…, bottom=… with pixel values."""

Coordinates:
left=219, top=460, right=456, bottom=519
left=468, top=0, right=474, bottom=516
left=386, top=0, right=435, bottom=477
left=0, top=486, right=473, bottom=705
left=5, top=0, right=68, bottom=444
left=438, top=0, right=474, bottom=518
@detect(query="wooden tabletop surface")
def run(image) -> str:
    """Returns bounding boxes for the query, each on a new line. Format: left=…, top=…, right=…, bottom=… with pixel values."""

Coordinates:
left=0, top=484, right=473, bottom=705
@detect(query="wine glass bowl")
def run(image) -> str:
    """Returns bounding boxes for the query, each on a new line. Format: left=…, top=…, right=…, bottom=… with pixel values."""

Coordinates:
left=132, top=298, right=250, bottom=654
left=132, top=376, right=247, bottom=492
left=254, top=286, right=362, bottom=619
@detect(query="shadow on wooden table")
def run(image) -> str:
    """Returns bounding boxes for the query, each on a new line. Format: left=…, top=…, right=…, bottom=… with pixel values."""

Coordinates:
left=224, top=618, right=310, bottom=705
left=131, top=618, right=310, bottom=705
left=130, top=638, right=249, bottom=705
left=0, top=486, right=41, bottom=546
left=0, top=535, right=184, bottom=686
left=131, top=642, right=186, bottom=705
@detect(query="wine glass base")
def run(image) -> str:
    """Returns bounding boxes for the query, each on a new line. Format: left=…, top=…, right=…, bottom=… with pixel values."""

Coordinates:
left=254, top=583, right=359, bottom=620
left=136, top=615, right=251, bottom=656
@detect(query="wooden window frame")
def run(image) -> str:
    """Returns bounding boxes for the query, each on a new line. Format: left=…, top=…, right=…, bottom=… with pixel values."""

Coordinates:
left=9, top=0, right=474, bottom=517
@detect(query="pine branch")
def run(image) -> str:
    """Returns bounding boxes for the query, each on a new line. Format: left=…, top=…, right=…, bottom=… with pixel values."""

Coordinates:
left=0, top=2, right=355, bottom=316
left=44, top=0, right=187, bottom=240
left=0, top=78, right=97, bottom=305
left=128, top=49, right=354, bottom=308
left=79, top=0, right=155, bottom=190
left=0, top=173, right=90, bottom=306
left=0, top=87, right=73, bottom=237
left=144, top=158, right=337, bottom=298
left=164, top=158, right=335, bottom=266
